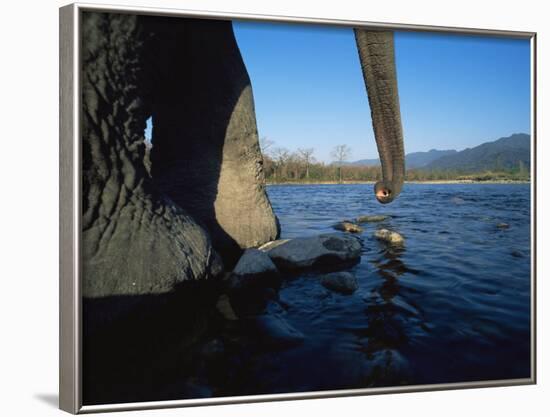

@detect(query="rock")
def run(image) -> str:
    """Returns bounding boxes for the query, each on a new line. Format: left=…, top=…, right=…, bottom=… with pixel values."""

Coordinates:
left=216, top=294, right=238, bottom=321
left=229, top=249, right=281, bottom=291
left=333, top=221, right=363, bottom=233
left=450, top=197, right=465, bottom=205
left=227, top=249, right=281, bottom=317
left=356, top=215, right=389, bottom=223
left=497, top=223, right=510, bottom=230
left=253, top=314, right=305, bottom=349
left=374, top=228, right=404, bottom=244
left=264, top=233, right=362, bottom=271
left=321, top=272, right=358, bottom=295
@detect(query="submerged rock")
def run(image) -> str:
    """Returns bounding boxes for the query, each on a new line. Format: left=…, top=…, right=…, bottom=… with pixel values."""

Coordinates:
left=497, top=223, right=510, bottom=230
left=321, top=272, right=358, bottom=295
left=450, top=197, right=465, bottom=205
left=333, top=221, right=363, bottom=233
left=356, top=215, right=389, bottom=223
left=253, top=314, right=305, bottom=349
left=374, top=228, right=404, bottom=245
left=264, top=233, right=362, bottom=271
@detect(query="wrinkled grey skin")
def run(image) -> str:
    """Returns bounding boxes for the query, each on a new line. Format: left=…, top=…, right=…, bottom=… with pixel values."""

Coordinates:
left=145, top=17, right=280, bottom=266
left=81, top=13, right=223, bottom=302
left=80, top=14, right=405, bottom=404
left=81, top=13, right=404, bottom=306
left=355, top=30, right=405, bottom=204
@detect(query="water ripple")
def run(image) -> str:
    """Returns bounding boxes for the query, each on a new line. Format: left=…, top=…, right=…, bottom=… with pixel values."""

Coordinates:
left=256, top=183, right=532, bottom=389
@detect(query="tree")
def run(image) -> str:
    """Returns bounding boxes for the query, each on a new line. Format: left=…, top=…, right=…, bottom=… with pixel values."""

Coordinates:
left=331, top=144, right=351, bottom=183
left=297, top=148, right=315, bottom=180
left=259, top=136, right=274, bottom=155
left=271, top=147, right=291, bottom=180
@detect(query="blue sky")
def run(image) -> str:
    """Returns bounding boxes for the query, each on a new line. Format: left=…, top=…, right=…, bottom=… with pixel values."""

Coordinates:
left=143, top=22, right=530, bottom=163
left=230, top=21, right=531, bottom=163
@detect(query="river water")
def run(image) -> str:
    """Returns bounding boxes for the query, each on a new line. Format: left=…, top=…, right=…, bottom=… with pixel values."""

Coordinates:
left=240, top=183, right=531, bottom=392
left=84, top=183, right=532, bottom=404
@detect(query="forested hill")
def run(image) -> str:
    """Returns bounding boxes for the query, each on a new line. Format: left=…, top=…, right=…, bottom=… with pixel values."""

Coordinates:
left=261, top=133, right=530, bottom=183
left=343, top=134, right=529, bottom=172
left=406, top=149, right=458, bottom=168
left=423, top=133, right=530, bottom=172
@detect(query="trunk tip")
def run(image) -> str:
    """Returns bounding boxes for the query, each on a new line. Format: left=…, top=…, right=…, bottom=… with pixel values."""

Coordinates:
left=374, top=181, right=398, bottom=204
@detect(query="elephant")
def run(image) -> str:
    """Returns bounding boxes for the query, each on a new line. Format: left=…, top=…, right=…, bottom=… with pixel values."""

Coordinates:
left=79, top=10, right=405, bottom=404
left=80, top=11, right=405, bottom=322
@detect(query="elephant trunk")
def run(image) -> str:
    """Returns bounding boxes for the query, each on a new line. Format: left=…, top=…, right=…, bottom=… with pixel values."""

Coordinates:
left=354, top=29, right=405, bottom=204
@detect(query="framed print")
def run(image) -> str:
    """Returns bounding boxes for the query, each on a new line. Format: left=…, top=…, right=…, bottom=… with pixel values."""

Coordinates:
left=59, top=2, right=536, bottom=413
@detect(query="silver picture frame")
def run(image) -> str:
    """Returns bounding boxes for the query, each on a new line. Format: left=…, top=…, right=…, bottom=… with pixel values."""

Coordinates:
left=60, top=2, right=537, bottom=414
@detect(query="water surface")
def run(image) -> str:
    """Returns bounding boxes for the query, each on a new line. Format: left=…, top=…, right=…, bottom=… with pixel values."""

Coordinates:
left=85, top=183, right=532, bottom=404
left=237, top=183, right=532, bottom=392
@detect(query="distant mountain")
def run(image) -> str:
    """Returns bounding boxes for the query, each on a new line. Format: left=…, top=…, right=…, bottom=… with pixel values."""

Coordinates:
left=405, top=149, right=458, bottom=168
left=343, top=149, right=457, bottom=168
left=423, top=133, right=530, bottom=172
left=333, top=133, right=530, bottom=173
left=346, top=158, right=379, bottom=167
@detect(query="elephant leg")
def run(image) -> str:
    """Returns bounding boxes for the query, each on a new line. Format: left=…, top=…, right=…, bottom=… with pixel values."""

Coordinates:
left=81, top=12, right=223, bottom=321
left=145, top=17, right=280, bottom=266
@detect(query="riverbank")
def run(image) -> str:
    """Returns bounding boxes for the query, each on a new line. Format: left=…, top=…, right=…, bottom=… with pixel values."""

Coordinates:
left=266, top=179, right=531, bottom=185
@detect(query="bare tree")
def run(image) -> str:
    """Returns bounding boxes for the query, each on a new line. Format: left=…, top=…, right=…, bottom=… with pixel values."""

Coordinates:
left=259, top=136, right=275, bottom=155
left=258, top=137, right=276, bottom=183
left=298, top=148, right=315, bottom=180
left=331, top=144, right=351, bottom=183
left=271, top=147, right=291, bottom=180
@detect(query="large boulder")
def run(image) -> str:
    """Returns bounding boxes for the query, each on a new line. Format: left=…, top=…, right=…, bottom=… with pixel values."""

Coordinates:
left=263, top=233, right=362, bottom=271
